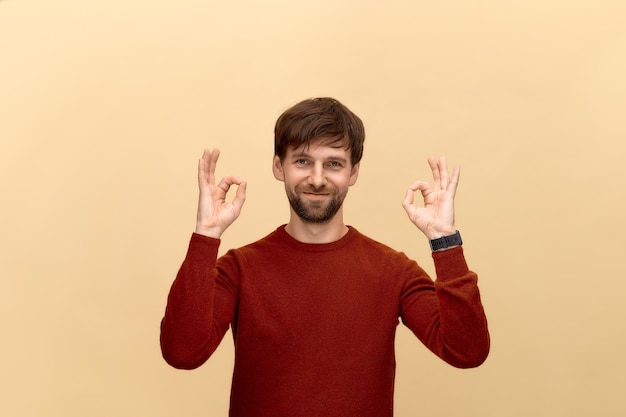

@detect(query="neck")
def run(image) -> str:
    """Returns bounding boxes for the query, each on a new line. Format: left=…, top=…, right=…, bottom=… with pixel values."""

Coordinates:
left=284, top=209, right=348, bottom=244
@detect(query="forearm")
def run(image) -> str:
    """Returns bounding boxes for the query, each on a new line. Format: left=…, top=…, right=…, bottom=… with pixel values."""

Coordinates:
left=402, top=246, right=489, bottom=368
left=430, top=246, right=490, bottom=367
left=160, top=234, right=225, bottom=369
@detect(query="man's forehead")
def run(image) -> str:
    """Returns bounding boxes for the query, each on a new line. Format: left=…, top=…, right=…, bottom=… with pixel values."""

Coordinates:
left=289, top=137, right=350, bottom=154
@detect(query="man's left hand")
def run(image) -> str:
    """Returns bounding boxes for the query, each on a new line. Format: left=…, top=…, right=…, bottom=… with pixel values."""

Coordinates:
left=402, top=156, right=459, bottom=240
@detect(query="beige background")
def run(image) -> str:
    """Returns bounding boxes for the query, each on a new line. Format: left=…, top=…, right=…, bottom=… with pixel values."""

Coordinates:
left=2, top=0, right=625, bottom=416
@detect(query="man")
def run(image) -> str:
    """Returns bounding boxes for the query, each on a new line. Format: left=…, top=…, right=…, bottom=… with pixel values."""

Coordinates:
left=160, top=97, right=489, bottom=416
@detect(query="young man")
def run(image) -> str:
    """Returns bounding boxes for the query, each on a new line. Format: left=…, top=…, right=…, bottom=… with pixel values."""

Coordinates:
left=160, top=97, right=490, bottom=416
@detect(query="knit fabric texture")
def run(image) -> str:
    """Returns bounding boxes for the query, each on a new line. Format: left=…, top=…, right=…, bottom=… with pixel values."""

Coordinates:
left=161, top=226, right=489, bottom=417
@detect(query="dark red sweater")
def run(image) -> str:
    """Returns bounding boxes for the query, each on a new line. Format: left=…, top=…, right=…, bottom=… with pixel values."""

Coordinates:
left=161, top=226, right=489, bottom=416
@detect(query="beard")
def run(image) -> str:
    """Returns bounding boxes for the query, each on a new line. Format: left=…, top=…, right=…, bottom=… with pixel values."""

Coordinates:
left=286, top=184, right=348, bottom=224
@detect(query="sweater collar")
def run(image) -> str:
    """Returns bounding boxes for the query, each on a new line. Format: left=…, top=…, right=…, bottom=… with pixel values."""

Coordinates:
left=273, top=224, right=358, bottom=252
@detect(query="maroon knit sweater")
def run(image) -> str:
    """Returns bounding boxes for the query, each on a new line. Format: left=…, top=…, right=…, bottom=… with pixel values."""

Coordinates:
left=161, top=226, right=489, bottom=416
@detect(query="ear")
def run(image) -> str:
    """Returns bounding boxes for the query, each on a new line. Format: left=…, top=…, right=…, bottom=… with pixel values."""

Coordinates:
left=348, top=162, right=360, bottom=186
left=272, top=155, right=285, bottom=181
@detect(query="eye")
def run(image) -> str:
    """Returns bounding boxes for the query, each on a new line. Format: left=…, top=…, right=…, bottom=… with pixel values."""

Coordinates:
left=295, top=158, right=309, bottom=166
left=327, top=160, right=343, bottom=168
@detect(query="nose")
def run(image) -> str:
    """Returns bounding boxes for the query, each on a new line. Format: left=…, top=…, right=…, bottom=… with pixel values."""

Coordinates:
left=307, top=163, right=327, bottom=188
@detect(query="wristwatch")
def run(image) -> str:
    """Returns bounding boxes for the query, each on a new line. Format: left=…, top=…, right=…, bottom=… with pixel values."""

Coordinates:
left=429, top=230, right=463, bottom=251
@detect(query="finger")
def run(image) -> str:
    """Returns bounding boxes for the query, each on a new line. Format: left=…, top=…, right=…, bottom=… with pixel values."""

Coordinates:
left=216, top=175, right=241, bottom=195
left=428, top=157, right=441, bottom=191
left=198, top=150, right=210, bottom=188
left=217, top=176, right=247, bottom=214
left=404, top=181, right=432, bottom=205
left=231, top=181, right=247, bottom=212
left=447, top=164, right=461, bottom=197
left=206, top=148, right=220, bottom=185
left=402, top=186, right=415, bottom=211
left=438, top=157, right=449, bottom=191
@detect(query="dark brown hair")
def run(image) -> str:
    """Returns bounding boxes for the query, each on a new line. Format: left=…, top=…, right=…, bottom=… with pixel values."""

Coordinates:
left=274, top=97, right=365, bottom=165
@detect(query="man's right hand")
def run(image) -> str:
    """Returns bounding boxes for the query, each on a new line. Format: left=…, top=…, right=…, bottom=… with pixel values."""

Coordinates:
left=195, top=149, right=247, bottom=239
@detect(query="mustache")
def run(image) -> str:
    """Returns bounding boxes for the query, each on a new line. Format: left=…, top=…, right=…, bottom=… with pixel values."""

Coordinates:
left=298, top=185, right=331, bottom=194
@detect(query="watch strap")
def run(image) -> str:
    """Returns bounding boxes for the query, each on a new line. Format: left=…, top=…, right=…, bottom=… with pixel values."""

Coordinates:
left=429, top=230, right=462, bottom=251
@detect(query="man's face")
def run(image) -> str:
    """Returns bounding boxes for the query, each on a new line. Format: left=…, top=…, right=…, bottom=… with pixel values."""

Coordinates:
left=273, top=140, right=360, bottom=224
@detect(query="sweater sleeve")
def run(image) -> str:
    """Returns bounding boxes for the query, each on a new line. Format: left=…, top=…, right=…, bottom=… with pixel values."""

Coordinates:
left=400, top=246, right=490, bottom=368
left=160, top=233, right=238, bottom=369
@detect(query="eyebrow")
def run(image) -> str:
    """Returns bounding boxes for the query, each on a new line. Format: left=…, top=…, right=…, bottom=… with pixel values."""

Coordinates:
left=291, top=151, right=348, bottom=164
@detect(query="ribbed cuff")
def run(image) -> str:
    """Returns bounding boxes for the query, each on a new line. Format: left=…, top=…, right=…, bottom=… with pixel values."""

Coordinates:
left=432, top=246, right=470, bottom=280
left=187, top=233, right=221, bottom=264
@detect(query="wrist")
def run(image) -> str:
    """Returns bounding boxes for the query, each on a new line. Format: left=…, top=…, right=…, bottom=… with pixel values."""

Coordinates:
left=427, top=226, right=457, bottom=240
left=195, top=224, right=224, bottom=239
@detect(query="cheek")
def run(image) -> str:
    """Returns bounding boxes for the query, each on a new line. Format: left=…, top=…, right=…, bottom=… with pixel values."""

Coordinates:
left=332, top=172, right=354, bottom=187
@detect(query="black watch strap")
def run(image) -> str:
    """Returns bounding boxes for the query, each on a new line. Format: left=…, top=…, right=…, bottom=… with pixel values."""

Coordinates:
left=429, top=230, right=462, bottom=251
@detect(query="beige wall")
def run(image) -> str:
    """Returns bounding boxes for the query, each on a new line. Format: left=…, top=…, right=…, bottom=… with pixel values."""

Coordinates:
left=2, top=0, right=625, bottom=415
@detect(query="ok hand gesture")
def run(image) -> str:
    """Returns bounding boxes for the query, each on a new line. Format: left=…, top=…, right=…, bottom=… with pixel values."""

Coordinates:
left=402, top=157, right=459, bottom=240
left=195, top=149, right=247, bottom=238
